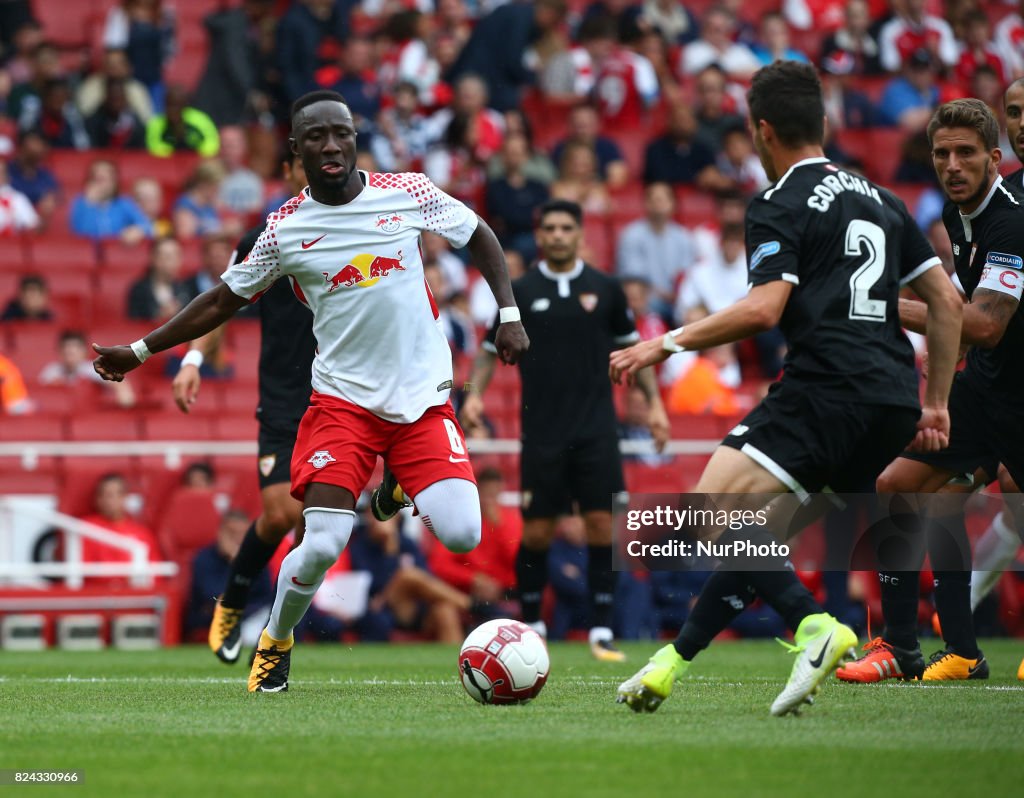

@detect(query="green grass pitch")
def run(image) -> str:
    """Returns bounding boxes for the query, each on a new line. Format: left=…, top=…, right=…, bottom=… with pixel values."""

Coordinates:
left=2, top=640, right=1023, bottom=798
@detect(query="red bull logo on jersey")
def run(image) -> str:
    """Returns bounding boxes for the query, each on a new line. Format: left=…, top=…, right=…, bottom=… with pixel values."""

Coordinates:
left=376, top=213, right=403, bottom=234
left=322, top=250, right=405, bottom=292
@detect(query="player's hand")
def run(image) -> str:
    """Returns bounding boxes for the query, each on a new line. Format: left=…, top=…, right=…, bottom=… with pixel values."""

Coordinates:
left=460, top=393, right=485, bottom=428
left=648, top=401, right=670, bottom=453
left=494, top=321, right=529, bottom=365
left=609, top=339, right=670, bottom=385
left=172, top=364, right=201, bottom=414
left=907, top=405, right=950, bottom=453
left=92, top=343, right=144, bottom=382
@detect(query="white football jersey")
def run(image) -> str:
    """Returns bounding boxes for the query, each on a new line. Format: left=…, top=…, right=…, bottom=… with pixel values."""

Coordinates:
left=222, top=171, right=479, bottom=423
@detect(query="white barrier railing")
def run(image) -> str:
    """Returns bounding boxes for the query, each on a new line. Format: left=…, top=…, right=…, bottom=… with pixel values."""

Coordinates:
left=0, top=438, right=719, bottom=470
left=0, top=500, right=178, bottom=588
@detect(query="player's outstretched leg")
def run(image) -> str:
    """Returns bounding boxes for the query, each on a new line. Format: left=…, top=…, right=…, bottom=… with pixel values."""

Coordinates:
left=211, top=517, right=287, bottom=663
left=616, top=644, right=689, bottom=713
left=249, top=506, right=355, bottom=692
left=582, top=511, right=625, bottom=662
left=370, top=465, right=413, bottom=522
left=617, top=569, right=754, bottom=712
left=835, top=619, right=925, bottom=683
left=209, top=602, right=244, bottom=664
left=771, top=613, right=858, bottom=717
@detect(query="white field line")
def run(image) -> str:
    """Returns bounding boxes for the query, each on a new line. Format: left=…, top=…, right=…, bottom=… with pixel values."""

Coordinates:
left=0, top=675, right=1021, bottom=691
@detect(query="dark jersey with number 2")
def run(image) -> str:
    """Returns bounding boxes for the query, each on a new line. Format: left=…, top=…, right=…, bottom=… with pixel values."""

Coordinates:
left=745, top=157, right=939, bottom=409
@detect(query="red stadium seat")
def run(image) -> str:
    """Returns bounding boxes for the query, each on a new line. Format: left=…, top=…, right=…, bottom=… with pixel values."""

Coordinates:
left=67, top=411, right=143, bottom=441
left=156, top=487, right=222, bottom=567
left=49, top=150, right=100, bottom=191
left=99, top=240, right=151, bottom=273
left=0, top=237, right=32, bottom=271
left=116, top=152, right=200, bottom=194
left=27, top=385, right=79, bottom=416
left=520, top=91, right=574, bottom=153
left=675, top=188, right=717, bottom=229
left=581, top=213, right=612, bottom=271
left=608, top=129, right=649, bottom=175
left=94, top=272, right=141, bottom=315
left=215, top=382, right=260, bottom=416
left=41, top=270, right=94, bottom=305
left=141, top=413, right=217, bottom=441
left=8, top=321, right=62, bottom=382
left=57, top=457, right=141, bottom=517
left=214, top=415, right=259, bottom=441
left=0, top=413, right=66, bottom=442
left=227, top=330, right=261, bottom=385
left=32, top=0, right=99, bottom=48
left=29, top=236, right=102, bottom=273
left=0, top=470, right=61, bottom=495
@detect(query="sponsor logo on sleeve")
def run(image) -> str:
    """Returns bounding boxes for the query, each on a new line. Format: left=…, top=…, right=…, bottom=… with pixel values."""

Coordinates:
left=750, top=241, right=781, bottom=270
left=985, top=251, right=1024, bottom=270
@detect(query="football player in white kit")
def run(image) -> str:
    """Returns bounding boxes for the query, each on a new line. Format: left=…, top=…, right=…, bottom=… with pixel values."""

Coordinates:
left=93, top=90, right=530, bottom=692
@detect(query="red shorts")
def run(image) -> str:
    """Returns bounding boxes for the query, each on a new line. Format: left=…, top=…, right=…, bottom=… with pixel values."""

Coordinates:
left=290, top=392, right=476, bottom=501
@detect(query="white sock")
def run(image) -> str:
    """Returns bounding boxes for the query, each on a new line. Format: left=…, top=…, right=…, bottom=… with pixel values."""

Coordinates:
left=970, top=510, right=1020, bottom=610
left=412, top=478, right=481, bottom=553
left=589, top=626, right=614, bottom=645
left=266, top=507, right=355, bottom=640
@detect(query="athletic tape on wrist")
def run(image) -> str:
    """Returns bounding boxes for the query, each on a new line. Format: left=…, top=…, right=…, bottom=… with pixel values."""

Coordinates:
left=662, top=327, right=686, bottom=353
left=130, top=338, right=152, bottom=363
left=499, top=306, right=521, bottom=324
left=180, top=349, right=204, bottom=370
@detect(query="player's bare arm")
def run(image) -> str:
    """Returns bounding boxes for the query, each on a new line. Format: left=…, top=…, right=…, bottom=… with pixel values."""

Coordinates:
left=610, top=280, right=792, bottom=384
left=900, top=287, right=1016, bottom=349
left=171, top=323, right=228, bottom=413
left=903, top=264, right=963, bottom=452
left=632, top=365, right=669, bottom=452
left=93, top=283, right=249, bottom=381
left=460, top=347, right=498, bottom=428
left=465, top=217, right=529, bottom=365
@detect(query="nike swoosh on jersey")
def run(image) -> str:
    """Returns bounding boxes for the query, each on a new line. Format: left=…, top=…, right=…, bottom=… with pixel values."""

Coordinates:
left=809, top=633, right=833, bottom=668
left=220, top=639, right=242, bottom=661
left=449, top=455, right=470, bottom=463
left=301, top=234, right=327, bottom=249
left=291, top=576, right=315, bottom=587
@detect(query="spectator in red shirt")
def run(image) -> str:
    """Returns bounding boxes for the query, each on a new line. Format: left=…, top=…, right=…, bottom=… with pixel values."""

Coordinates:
left=878, top=0, right=957, bottom=73
left=75, top=472, right=162, bottom=588
left=593, top=24, right=660, bottom=130
left=428, top=467, right=520, bottom=613
left=955, top=11, right=1010, bottom=91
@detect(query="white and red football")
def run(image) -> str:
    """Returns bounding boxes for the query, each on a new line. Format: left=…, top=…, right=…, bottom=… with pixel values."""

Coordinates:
left=458, top=619, right=550, bottom=705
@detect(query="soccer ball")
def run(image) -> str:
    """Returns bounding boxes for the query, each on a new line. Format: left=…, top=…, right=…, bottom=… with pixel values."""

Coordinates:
left=458, top=619, right=550, bottom=705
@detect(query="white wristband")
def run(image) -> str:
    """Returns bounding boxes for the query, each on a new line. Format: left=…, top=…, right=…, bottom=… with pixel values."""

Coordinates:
left=662, top=327, right=686, bottom=354
left=130, top=338, right=152, bottom=363
left=180, top=349, right=204, bottom=370
left=499, top=306, right=521, bottom=324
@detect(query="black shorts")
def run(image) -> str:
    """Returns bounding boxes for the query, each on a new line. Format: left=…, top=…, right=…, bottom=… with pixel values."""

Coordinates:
left=257, top=416, right=300, bottom=490
left=721, top=381, right=920, bottom=498
left=520, top=435, right=624, bottom=519
left=901, top=372, right=1024, bottom=488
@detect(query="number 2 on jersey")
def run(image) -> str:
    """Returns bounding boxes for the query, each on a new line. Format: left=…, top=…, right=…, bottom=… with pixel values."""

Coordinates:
left=846, top=219, right=887, bottom=322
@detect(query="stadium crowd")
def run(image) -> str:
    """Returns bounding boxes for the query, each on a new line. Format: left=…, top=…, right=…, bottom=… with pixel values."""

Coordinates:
left=1, top=0, right=1023, bottom=645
